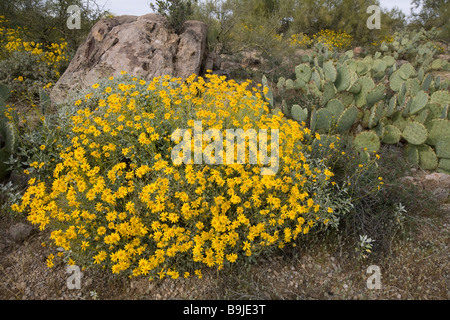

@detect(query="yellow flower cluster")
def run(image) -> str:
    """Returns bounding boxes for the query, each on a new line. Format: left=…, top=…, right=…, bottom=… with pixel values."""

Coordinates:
left=371, top=35, right=394, bottom=46
left=289, top=33, right=313, bottom=47
left=13, top=73, right=339, bottom=279
left=290, top=30, right=353, bottom=50
left=0, top=16, right=68, bottom=77
left=313, top=29, right=353, bottom=50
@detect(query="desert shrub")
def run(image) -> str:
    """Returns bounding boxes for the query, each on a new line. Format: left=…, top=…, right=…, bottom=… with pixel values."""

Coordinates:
left=289, top=30, right=353, bottom=51
left=0, top=16, right=68, bottom=103
left=150, top=0, right=196, bottom=34
left=12, top=72, right=353, bottom=279
left=324, top=141, right=441, bottom=259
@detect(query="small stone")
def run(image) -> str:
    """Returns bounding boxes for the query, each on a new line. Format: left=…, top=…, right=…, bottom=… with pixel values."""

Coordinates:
left=9, top=223, right=33, bottom=243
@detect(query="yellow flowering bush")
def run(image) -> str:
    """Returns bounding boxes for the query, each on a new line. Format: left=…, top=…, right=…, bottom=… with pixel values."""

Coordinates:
left=371, top=35, right=394, bottom=47
left=290, top=30, right=353, bottom=51
left=0, top=16, right=68, bottom=102
left=13, top=72, right=352, bottom=279
left=289, top=33, right=313, bottom=47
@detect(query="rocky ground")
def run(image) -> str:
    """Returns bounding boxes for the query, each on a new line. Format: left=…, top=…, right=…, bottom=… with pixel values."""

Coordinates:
left=0, top=170, right=449, bottom=300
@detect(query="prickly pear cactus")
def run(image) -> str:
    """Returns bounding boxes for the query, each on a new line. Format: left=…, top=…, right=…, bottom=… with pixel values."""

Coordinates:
left=430, top=90, right=450, bottom=106
left=262, top=75, right=274, bottom=108
left=314, top=108, right=333, bottom=133
left=382, top=125, right=402, bottom=144
left=366, top=84, right=385, bottom=106
left=323, top=61, right=337, bottom=82
left=335, top=64, right=352, bottom=92
left=353, top=130, right=380, bottom=153
left=402, top=121, right=428, bottom=145
left=435, top=137, right=450, bottom=158
left=426, top=119, right=450, bottom=146
left=438, top=158, right=450, bottom=174
left=418, top=144, right=438, bottom=170
left=295, top=63, right=312, bottom=84
left=334, top=106, right=357, bottom=133
left=291, top=104, right=308, bottom=124
left=405, top=144, right=419, bottom=165
left=409, top=90, right=429, bottom=115
left=326, top=99, right=344, bottom=123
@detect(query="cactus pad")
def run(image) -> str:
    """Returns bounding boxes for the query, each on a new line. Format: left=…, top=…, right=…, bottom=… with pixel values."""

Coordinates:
left=418, top=144, right=438, bottom=170
left=435, top=136, right=450, bottom=158
left=291, top=104, right=308, bottom=124
left=398, top=63, right=414, bottom=79
left=336, top=106, right=358, bottom=133
left=295, top=64, right=312, bottom=83
left=431, top=59, right=443, bottom=70
left=386, top=96, right=397, bottom=117
left=405, top=144, right=419, bottom=165
left=372, top=59, right=387, bottom=74
left=389, top=71, right=405, bottom=92
left=414, top=108, right=430, bottom=124
left=282, top=100, right=290, bottom=118
left=277, top=77, right=286, bottom=91
left=335, top=64, right=352, bottom=92
left=323, top=61, right=337, bottom=82
left=285, top=79, right=295, bottom=90
left=336, top=92, right=354, bottom=106
left=353, top=130, right=380, bottom=153
left=422, top=73, right=432, bottom=92
left=410, top=90, right=429, bottom=115
left=311, top=70, right=321, bottom=89
left=392, top=111, right=407, bottom=131
left=356, top=61, right=370, bottom=75
left=426, top=119, right=450, bottom=146
left=418, top=67, right=424, bottom=82
left=308, top=82, right=322, bottom=98
left=326, top=99, right=345, bottom=121
left=315, top=108, right=333, bottom=133
left=348, top=81, right=362, bottom=94
left=402, top=121, right=428, bottom=145
left=366, top=84, right=386, bottom=106
left=426, top=103, right=445, bottom=120
left=438, top=158, right=450, bottom=172
left=355, top=77, right=375, bottom=107
left=382, top=125, right=401, bottom=144
left=430, top=90, right=450, bottom=106
left=382, top=56, right=395, bottom=67
left=321, top=81, right=336, bottom=106
left=368, top=102, right=385, bottom=129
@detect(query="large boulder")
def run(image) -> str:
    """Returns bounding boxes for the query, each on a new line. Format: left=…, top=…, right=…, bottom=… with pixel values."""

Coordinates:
left=51, top=14, right=208, bottom=104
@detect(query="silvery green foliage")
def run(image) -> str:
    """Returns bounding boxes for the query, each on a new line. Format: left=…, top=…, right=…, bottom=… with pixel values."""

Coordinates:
left=0, top=181, right=22, bottom=216
left=0, top=50, right=63, bottom=102
left=356, top=234, right=375, bottom=260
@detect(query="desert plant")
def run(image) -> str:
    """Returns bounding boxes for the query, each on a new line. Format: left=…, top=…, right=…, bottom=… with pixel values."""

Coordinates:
left=150, top=0, right=197, bottom=34
left=12, top=72, right=354, bottom=279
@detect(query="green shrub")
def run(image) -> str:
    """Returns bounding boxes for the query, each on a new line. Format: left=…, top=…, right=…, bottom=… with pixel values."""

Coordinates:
left=150, top=0, right=196, bottom=34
